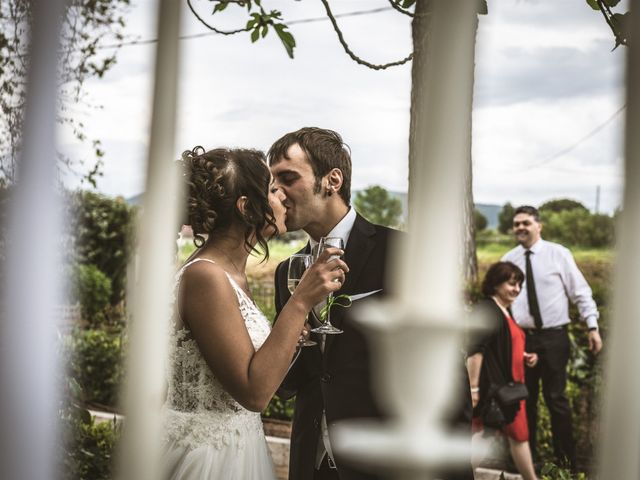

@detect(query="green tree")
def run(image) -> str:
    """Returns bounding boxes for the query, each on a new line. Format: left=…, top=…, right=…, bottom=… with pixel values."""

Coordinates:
left=498, top=202, right=515, bottom=234
left=541, top=209, right=615, bottom=248
left=474, top=208, right=488, bottom=231
left=354, top=185, right=403, bottom=228
left=0, top=0, right=130, bottom=186
left=539, top=198, right=588, bottom=214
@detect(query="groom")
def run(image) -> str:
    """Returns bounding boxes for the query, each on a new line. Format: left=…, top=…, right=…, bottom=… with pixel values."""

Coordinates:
left=269, top=127, right=472, bottom=480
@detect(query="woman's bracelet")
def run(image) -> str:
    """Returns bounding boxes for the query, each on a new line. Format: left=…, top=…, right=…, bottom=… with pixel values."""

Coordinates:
left=470, top=387, right=480, bottom=393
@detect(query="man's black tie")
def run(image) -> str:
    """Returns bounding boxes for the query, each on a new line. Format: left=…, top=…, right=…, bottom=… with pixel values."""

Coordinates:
left=525, top=250, right=543, bottom=329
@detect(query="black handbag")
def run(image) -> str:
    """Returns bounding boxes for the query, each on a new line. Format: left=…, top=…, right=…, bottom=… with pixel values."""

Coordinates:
left=495, top=381, right=528, bottom=406
left=481, top=382, right=528, bottom=428
left=481, top=397, right=506, bottom=429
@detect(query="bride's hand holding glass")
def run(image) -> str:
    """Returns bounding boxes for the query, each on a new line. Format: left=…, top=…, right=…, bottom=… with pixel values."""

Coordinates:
left=288, top=247, right=348, bottom=312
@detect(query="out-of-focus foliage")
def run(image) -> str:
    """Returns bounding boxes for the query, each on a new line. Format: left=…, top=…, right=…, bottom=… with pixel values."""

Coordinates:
left=0, top=0, right=130, bottom=186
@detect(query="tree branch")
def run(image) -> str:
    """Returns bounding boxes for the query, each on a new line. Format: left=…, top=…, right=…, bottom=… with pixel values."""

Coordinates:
left=186, top=0, right=250, bottom=36
left=320, top=0, right=413, bottom=70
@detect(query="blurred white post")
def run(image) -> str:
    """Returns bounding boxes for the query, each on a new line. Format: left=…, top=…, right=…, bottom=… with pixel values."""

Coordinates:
left=333, top=1, right=478, bottom=478
left=596, top=1, right=640, bottom=478
left=0, top=0, right=67, bottom=478
left=116, top=0, right=182, bottom=479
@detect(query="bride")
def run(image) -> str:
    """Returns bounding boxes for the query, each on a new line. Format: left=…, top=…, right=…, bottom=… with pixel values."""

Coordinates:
left=163, top=146, right=348, bottom=479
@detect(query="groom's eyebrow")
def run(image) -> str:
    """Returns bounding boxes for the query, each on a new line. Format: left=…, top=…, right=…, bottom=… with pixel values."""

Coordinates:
left=275, top=169, right=300, bottom=183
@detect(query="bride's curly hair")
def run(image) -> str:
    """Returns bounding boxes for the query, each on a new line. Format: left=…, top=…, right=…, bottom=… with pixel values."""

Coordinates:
left=178, top=146, right=278, bottom=259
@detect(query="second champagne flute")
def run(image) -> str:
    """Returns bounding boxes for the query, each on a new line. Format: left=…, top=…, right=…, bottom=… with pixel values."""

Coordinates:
left=311, top=236, right=344, bottom=335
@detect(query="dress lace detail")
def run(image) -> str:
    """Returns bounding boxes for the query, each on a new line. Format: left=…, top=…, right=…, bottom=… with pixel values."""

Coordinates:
left=163, top=258, right=272, bottom=451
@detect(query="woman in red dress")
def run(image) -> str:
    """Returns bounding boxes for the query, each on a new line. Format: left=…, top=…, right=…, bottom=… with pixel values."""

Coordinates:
left=467, top=262, right=539, bottom=480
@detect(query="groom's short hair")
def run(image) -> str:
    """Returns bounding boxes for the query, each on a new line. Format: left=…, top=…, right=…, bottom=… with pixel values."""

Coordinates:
left=268, top=127, right=352, bottom=205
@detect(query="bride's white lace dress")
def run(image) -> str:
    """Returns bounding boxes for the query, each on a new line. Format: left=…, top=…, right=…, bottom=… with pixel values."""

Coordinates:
left=163, top=258, right=277, bottom=479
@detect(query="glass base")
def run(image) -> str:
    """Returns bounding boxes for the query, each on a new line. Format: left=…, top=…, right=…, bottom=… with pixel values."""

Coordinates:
left=311, top=325, right=343, bottom=335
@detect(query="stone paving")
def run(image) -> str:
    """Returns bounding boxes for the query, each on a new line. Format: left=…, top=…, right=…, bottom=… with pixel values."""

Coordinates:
left=264, top=436, right=523, bottom=480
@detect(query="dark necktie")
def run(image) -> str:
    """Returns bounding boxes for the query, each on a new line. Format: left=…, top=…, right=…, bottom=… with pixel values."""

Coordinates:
left=525, top=250, right=543, bottom=329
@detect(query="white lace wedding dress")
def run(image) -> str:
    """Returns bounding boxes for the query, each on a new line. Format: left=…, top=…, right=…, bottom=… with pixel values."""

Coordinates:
left=162, top=258, right=277, bottom=479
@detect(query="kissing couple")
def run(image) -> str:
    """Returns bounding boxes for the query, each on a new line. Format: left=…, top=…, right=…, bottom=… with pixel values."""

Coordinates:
left=163, top=127, right=473, bottom=480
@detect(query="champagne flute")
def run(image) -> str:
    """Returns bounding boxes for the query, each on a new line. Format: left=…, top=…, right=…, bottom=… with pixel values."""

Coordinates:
left=311, top=236, right=344, bottom=335
left=287, top=253, right=317, bottom=347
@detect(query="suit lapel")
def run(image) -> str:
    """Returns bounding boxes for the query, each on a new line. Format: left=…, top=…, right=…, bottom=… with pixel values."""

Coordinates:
left=323, top=215, right=376, bottom=359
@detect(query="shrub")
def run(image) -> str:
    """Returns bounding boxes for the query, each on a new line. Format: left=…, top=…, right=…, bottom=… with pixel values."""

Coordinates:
left=59, top=409, right=120, bottom=480
left=67, top=191, right=136, bottom=305
left=66, top=328, right=125, bottom=408
left=71, top=263, right=112, bottom=325
left=263, top=395, right=295, bottom=421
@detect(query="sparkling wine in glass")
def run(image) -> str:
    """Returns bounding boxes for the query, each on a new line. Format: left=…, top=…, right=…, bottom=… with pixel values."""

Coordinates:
left=311, top=236, right=344, bottom=335
left=287, top=253, right=316, bottom=347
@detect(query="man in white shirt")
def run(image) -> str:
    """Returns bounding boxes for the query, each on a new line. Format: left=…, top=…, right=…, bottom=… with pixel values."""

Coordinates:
left=502, top=205, right=603, bottom=470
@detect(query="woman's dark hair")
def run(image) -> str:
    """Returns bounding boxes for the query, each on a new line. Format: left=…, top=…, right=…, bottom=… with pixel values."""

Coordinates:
left=178, top=146, right=277, bottom=258
left=481, top=261, right=525, bottom=297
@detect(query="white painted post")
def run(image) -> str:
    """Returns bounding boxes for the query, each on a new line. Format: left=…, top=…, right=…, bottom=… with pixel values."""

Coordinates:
left=0, top=0, right=67, bottom=478
left=333, top=1, right=479, bottom=478
left=115, top=0, right=182, bottom=479
left=596, top=1, right=640, bottom=478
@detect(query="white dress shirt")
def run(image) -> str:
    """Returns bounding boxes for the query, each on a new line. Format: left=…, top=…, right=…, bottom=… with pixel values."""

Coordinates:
left=308, top=207, right=357, bottom=469
left=502, top=238, right=599, bottom=330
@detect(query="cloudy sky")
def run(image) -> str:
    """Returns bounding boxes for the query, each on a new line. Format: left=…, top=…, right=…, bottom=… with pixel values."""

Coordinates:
left=59, top=0, right=627, bottom=214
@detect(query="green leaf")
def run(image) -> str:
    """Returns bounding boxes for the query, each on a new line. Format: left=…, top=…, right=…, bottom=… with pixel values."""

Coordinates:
left=212, top=1, right=228, bottom=14
left=273, top=23, right=296, bottom=58
left=251, top=28, right=260, bottom=43
left=611, top=12, right=631, bottom=47
left=604, top=0, right=621, bottom=6
left=477, top=0, right=488, bottom=15
left=261, top=25, right=268, bottom=38
left=585, top=0, right=599, bottom=10
left=400, top=0, right=416, bottom=8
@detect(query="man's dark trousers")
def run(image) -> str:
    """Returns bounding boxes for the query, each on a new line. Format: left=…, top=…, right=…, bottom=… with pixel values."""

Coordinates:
left=524, top=327, right=576, bottom=469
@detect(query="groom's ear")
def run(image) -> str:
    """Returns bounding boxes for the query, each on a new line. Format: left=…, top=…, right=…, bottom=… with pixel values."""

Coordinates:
left=326, top=168, right=343, bottom=195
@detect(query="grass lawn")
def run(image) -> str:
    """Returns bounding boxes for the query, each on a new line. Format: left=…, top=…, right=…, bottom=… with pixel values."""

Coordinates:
left=477, top=243, right=613, bottom=266
left=177, top=238, right=307, bottom=281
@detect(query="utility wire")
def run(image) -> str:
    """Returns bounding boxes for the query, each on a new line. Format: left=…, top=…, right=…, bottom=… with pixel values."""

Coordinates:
left=497, top=104, right=626, bottom=173
left=96, top=6, right=396, bottom=51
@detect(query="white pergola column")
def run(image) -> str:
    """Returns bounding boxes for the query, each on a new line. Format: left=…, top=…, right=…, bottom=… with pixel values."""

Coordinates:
left=333, top=1, right=479, bottom=478
left=0, top=0, right=67, bottom=478
left=596, top=1, right=640, bottom=478
left=116, top=0, right=182, bottom=479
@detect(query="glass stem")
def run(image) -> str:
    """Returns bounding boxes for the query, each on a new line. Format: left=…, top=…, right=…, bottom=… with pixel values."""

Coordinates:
left=325, top=292, right=333, bottom=326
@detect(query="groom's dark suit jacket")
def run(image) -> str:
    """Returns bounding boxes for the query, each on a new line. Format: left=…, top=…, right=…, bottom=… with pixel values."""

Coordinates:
left=274, top=214, right=473, bottom=480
